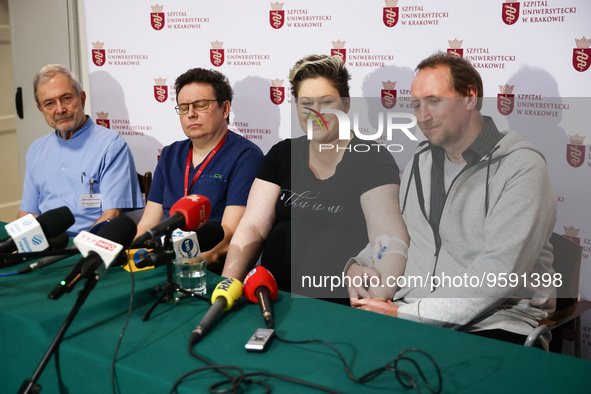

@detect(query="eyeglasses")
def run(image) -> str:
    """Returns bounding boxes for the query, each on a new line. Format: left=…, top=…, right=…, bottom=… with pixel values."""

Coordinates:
left=175, top=99, right=219, bottom=115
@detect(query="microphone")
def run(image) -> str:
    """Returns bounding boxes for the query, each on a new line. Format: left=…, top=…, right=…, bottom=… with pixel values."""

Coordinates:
left=48, top=215, right=136, bottom=300
left=131, top=195, right=211, bottom=248
left=1, top=206, right=75, bottom=253
left=189, top=277, right=242, bottom=346
left=47, top=233, right=70, bottom=250
left=133, top=248, right=164, bottom=269
left=17, top=245, right=79, bottom=274
left=243, top=267, right=278, bottom=329
left=1, top=232, right=73, bottom=268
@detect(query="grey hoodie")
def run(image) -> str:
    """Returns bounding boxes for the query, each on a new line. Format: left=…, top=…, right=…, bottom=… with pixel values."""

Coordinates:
left=354, top=126, right=557, bottom=348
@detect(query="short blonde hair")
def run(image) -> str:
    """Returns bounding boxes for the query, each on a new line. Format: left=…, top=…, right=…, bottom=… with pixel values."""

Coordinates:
left=289, top=54, right=351, bottom=98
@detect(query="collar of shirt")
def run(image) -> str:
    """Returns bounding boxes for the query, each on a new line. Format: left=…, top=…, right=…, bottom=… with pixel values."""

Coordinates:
left=430, top=116, right=505, bottom=169
left=54, top=115, right=92, bottom=142
left=461, top=116, right=505, bottom=166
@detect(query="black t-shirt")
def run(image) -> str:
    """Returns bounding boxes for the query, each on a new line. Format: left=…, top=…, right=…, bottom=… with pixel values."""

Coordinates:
left=257, top=136, right=400, bottom=298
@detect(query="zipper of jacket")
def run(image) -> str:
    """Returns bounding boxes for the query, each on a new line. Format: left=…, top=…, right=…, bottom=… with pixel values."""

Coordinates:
left=408, top=148, right=484, bottom=292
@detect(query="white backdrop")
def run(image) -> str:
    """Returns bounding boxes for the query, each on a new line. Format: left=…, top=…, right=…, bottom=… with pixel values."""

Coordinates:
left=83, top=0, right=591, bottom=358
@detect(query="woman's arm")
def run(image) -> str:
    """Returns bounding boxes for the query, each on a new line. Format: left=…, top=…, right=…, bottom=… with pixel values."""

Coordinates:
left=221, top=179, right=281, bottom=281
left=135, top=201, right=165, bottom=240
left=358, top=183, right=409, bottom=299
left=200, top=205, right=244, bottom=266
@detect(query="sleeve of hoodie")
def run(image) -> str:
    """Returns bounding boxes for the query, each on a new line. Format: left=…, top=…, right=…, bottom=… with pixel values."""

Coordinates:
left=396, top=147, right=557, bottom=328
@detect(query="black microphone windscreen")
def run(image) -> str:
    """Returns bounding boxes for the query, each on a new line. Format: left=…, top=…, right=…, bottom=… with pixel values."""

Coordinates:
left=96, top=215, right=137, bottom=249
left=36, top=207, right=75, bottom=238
left=48, top=233, right=70, bottom=250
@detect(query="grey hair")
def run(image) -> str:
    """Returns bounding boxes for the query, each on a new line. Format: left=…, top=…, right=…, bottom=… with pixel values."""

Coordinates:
left=33, top=64, right=83, bottom=105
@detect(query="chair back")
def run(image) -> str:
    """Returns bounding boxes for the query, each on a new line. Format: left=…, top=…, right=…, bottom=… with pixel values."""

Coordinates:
left=549, top=232, right=582, bottom=310
left=137, top=172, right=153, bottom=200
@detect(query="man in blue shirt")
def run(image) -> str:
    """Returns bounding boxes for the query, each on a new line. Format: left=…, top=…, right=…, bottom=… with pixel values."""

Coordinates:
left=136, top=68, right=263, bottom=270
left=18, top=64, right=144, bottom=236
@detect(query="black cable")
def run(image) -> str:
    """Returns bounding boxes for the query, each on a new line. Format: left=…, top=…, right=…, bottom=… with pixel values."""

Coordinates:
left=242, top=371, right=341, bottom=394
left=170, top=364, right=248, bottom=394
left=177, top=343, right=341, bottom=393
left=176, top=324, right=442, bottom=393
left=188, top=345, right=275, bottom=394
left=274, top=332, right=442, bottom=394
left=110, top=248, right=136, bottom=394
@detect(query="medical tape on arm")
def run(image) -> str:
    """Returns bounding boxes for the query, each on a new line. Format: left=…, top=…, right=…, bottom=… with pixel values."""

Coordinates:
left=373, top=234, right=408, bottom=261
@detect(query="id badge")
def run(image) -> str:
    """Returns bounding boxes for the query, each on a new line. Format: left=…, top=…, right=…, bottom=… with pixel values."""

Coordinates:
left=80, top=193, right=101, bottom=208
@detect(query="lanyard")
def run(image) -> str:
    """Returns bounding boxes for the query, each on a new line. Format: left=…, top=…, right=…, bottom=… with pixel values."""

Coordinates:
left=184, top=132, right=228, bottom=196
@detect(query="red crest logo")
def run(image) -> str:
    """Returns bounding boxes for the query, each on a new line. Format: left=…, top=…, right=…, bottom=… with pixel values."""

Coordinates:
left=447, top=48, right=463, bottom=58
left=270, top=87, right=285, bottom=105
left=92, top=49, right=106, bottom=67
left=566, top=144, right=585, bottom=168
left=381, top=90, right=396, bottom=109
left=270, top=10, right=285, bottom=29
left=573, top=48, right=591, bottom=72
left=497, top=94, right=514, bottom=116
left=151, top=12, right=165, bottom=30
left=383, top=7, right=399, bottom=28
left=331, top=48, right=346, bottom=63
left=96, top=119, right=110, bottom=129
left=502, top=2, right=520, bottom=25
left=211, top=49, right=225, bottom=67
left=154, top=85, right=168, bottom=103
left=96, top=112, right=110, bottom=128
left=567, top=134, right=586, bottom=167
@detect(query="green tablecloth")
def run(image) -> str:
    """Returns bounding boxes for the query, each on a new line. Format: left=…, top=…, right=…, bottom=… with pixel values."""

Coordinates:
left=1, top=241, right=590, bottom=393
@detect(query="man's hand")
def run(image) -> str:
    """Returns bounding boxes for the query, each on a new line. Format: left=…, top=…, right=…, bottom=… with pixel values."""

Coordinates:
left=350, top=297, right=398, bottom=317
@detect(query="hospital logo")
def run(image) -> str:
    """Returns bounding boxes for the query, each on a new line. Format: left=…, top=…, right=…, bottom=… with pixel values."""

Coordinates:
left=502, top=1, right=520, bottom=25
left=566, top=134, right=586, bottom=168
left=270, top=1, right=285, bottom=29
left=96, top=111, right=110, bottom=129
left=381, top=80, right=397, bottom=109
left=497, top=84, right=514, bottom=116
left=447, top=38, right=463, bottom=57
left=331, top=39, right=346, bottom=62
left=150, top=4, right=165, bottom=30
left=573, top=37, right=591, bottom=72
left=270, top=78, right=285, bottom=105
left=154, top=77, right=168, bottom=103
left=92, top=41, right=106, bottom=67
left=383, top=0, right=399, bottom=28
left=210, top=40, right=225, bottom=67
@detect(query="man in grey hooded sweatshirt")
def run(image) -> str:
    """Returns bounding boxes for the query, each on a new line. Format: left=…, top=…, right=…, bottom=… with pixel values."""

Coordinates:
left=349, top=52, right=557, bottom=349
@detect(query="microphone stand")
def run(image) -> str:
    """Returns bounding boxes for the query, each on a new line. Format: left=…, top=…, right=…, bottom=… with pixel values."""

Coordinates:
left=18, top=272, right=100, bottom=394
left=142, top=230, right=208, bottom=321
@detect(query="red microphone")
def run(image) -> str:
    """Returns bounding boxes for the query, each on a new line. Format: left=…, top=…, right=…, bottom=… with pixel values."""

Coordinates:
left=170, top=194, right=211, bottom=231
left=131, top=195, right=211, bottom=247
left=244, top=266, right=278, bottom=328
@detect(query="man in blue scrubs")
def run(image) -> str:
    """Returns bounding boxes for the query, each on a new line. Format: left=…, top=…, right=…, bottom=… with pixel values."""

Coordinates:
left=135, top=68, right=263, bottom=270
left=18, top=64, right=144, bottom=236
